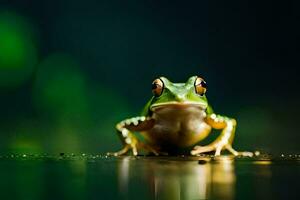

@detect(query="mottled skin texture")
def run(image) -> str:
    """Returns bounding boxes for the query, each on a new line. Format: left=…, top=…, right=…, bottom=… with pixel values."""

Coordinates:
left=108, top=76, right=253, bottom=156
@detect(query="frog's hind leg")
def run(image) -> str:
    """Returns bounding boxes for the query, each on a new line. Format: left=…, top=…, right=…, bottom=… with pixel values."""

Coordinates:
left=191, top=114, right=253, bottom=157
left=107, top=116, right=157, bottom=156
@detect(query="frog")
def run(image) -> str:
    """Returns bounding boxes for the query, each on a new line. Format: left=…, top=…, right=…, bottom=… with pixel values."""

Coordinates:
left=108, top=76, right=253, bottom=157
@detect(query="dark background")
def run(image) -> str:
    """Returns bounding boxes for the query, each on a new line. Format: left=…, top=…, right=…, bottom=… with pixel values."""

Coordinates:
left=0, top=0, right=299, bottom=154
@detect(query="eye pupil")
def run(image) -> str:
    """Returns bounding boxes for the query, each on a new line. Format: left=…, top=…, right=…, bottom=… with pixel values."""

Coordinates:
left=200, top=80, right=207, bottom=88
left=152, top=83, right=158, bottom=89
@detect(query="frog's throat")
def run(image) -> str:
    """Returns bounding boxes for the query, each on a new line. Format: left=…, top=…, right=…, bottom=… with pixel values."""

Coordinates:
left=150, top=101, right=207, bottom=111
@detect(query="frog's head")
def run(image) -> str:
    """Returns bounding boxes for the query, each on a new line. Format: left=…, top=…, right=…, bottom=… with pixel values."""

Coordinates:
left=149, top=76, right=208, bottom=111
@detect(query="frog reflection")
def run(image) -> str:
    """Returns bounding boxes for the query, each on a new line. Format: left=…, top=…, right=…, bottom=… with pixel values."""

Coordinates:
left=117, top=157, right=236, bottom=200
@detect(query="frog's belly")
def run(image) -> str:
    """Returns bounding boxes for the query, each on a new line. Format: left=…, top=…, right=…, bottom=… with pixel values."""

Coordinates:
left=141, top=106, right=211, bottom=148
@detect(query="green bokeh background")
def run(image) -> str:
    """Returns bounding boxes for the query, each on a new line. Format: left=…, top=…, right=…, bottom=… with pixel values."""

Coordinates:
left=0, top=0, right=299, bottom=155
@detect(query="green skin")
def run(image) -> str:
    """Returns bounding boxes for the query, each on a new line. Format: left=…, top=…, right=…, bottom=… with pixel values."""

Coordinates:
left=109, top=76, right=253, bottom=156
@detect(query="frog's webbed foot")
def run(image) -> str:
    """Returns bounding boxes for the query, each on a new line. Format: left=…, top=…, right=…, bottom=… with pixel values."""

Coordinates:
left=192, top=114, right=253, bottom=157
left=191, top=144, right=253, bottom=157
left=225, top=144, right=253, bottom=157
left=107, top=141, right=161, bottom=156
left=107, top=128, right=140, bottom=156
left=108, top=116, right=158, bottom=156
left=107, top=145, right=131, bottom=156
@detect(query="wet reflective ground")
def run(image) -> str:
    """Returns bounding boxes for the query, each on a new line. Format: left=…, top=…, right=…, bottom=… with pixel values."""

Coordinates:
left=0, top=154, right=299, bottom=200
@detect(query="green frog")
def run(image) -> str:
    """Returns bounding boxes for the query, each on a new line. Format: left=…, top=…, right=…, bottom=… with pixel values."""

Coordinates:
left=109, top=76, right=253, bottom=156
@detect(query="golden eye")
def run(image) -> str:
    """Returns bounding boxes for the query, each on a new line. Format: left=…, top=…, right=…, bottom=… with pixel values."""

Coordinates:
left=194, top=77, right=207, bottom=96
left=152, top=78, right=164, bottom=97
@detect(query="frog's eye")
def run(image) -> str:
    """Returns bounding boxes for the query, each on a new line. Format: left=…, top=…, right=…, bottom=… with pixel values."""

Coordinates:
left=194, top=77, right=207, bottom=96
left=152, top=78, right=164, bottom=97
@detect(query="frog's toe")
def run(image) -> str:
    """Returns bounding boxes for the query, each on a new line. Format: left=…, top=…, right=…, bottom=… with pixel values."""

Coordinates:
left=191, top=145, right=215, bottom=155
left=107, top=145, right=130, bottom=156
left=225, top=145, right=254, bottom=157
left=238, top=151, right=254, bottom=157
left=131, top=146, right=138, bottom=156
left=107, top=144, right=140, bottom=156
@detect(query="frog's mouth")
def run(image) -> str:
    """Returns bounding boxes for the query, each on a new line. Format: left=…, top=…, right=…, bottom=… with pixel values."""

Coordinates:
left=150, top=101, right=207, bottom=111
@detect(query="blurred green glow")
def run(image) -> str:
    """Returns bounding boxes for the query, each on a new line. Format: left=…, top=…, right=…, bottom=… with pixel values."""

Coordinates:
left=33, top=53, right=90, bottom=153
left=9, top=134, right=43, bottom=154
left=6, top=118, right=43, bottom=154
left=0, top=11, right=38, bottom=88
left=89, top=85, right=132, bottom=151
left=34, top=53, right=89, bottom=120
left=10, top=138, right=42, bottom=154
left=32, top=53, right=133, bottom=153
left=0, top=29, right=24, bottom=68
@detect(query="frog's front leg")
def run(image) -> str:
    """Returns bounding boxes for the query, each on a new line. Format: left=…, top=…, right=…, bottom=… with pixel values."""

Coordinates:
left=107, top=116, right=158, bottom=156
left=191, top=114, right=253, bottom=157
